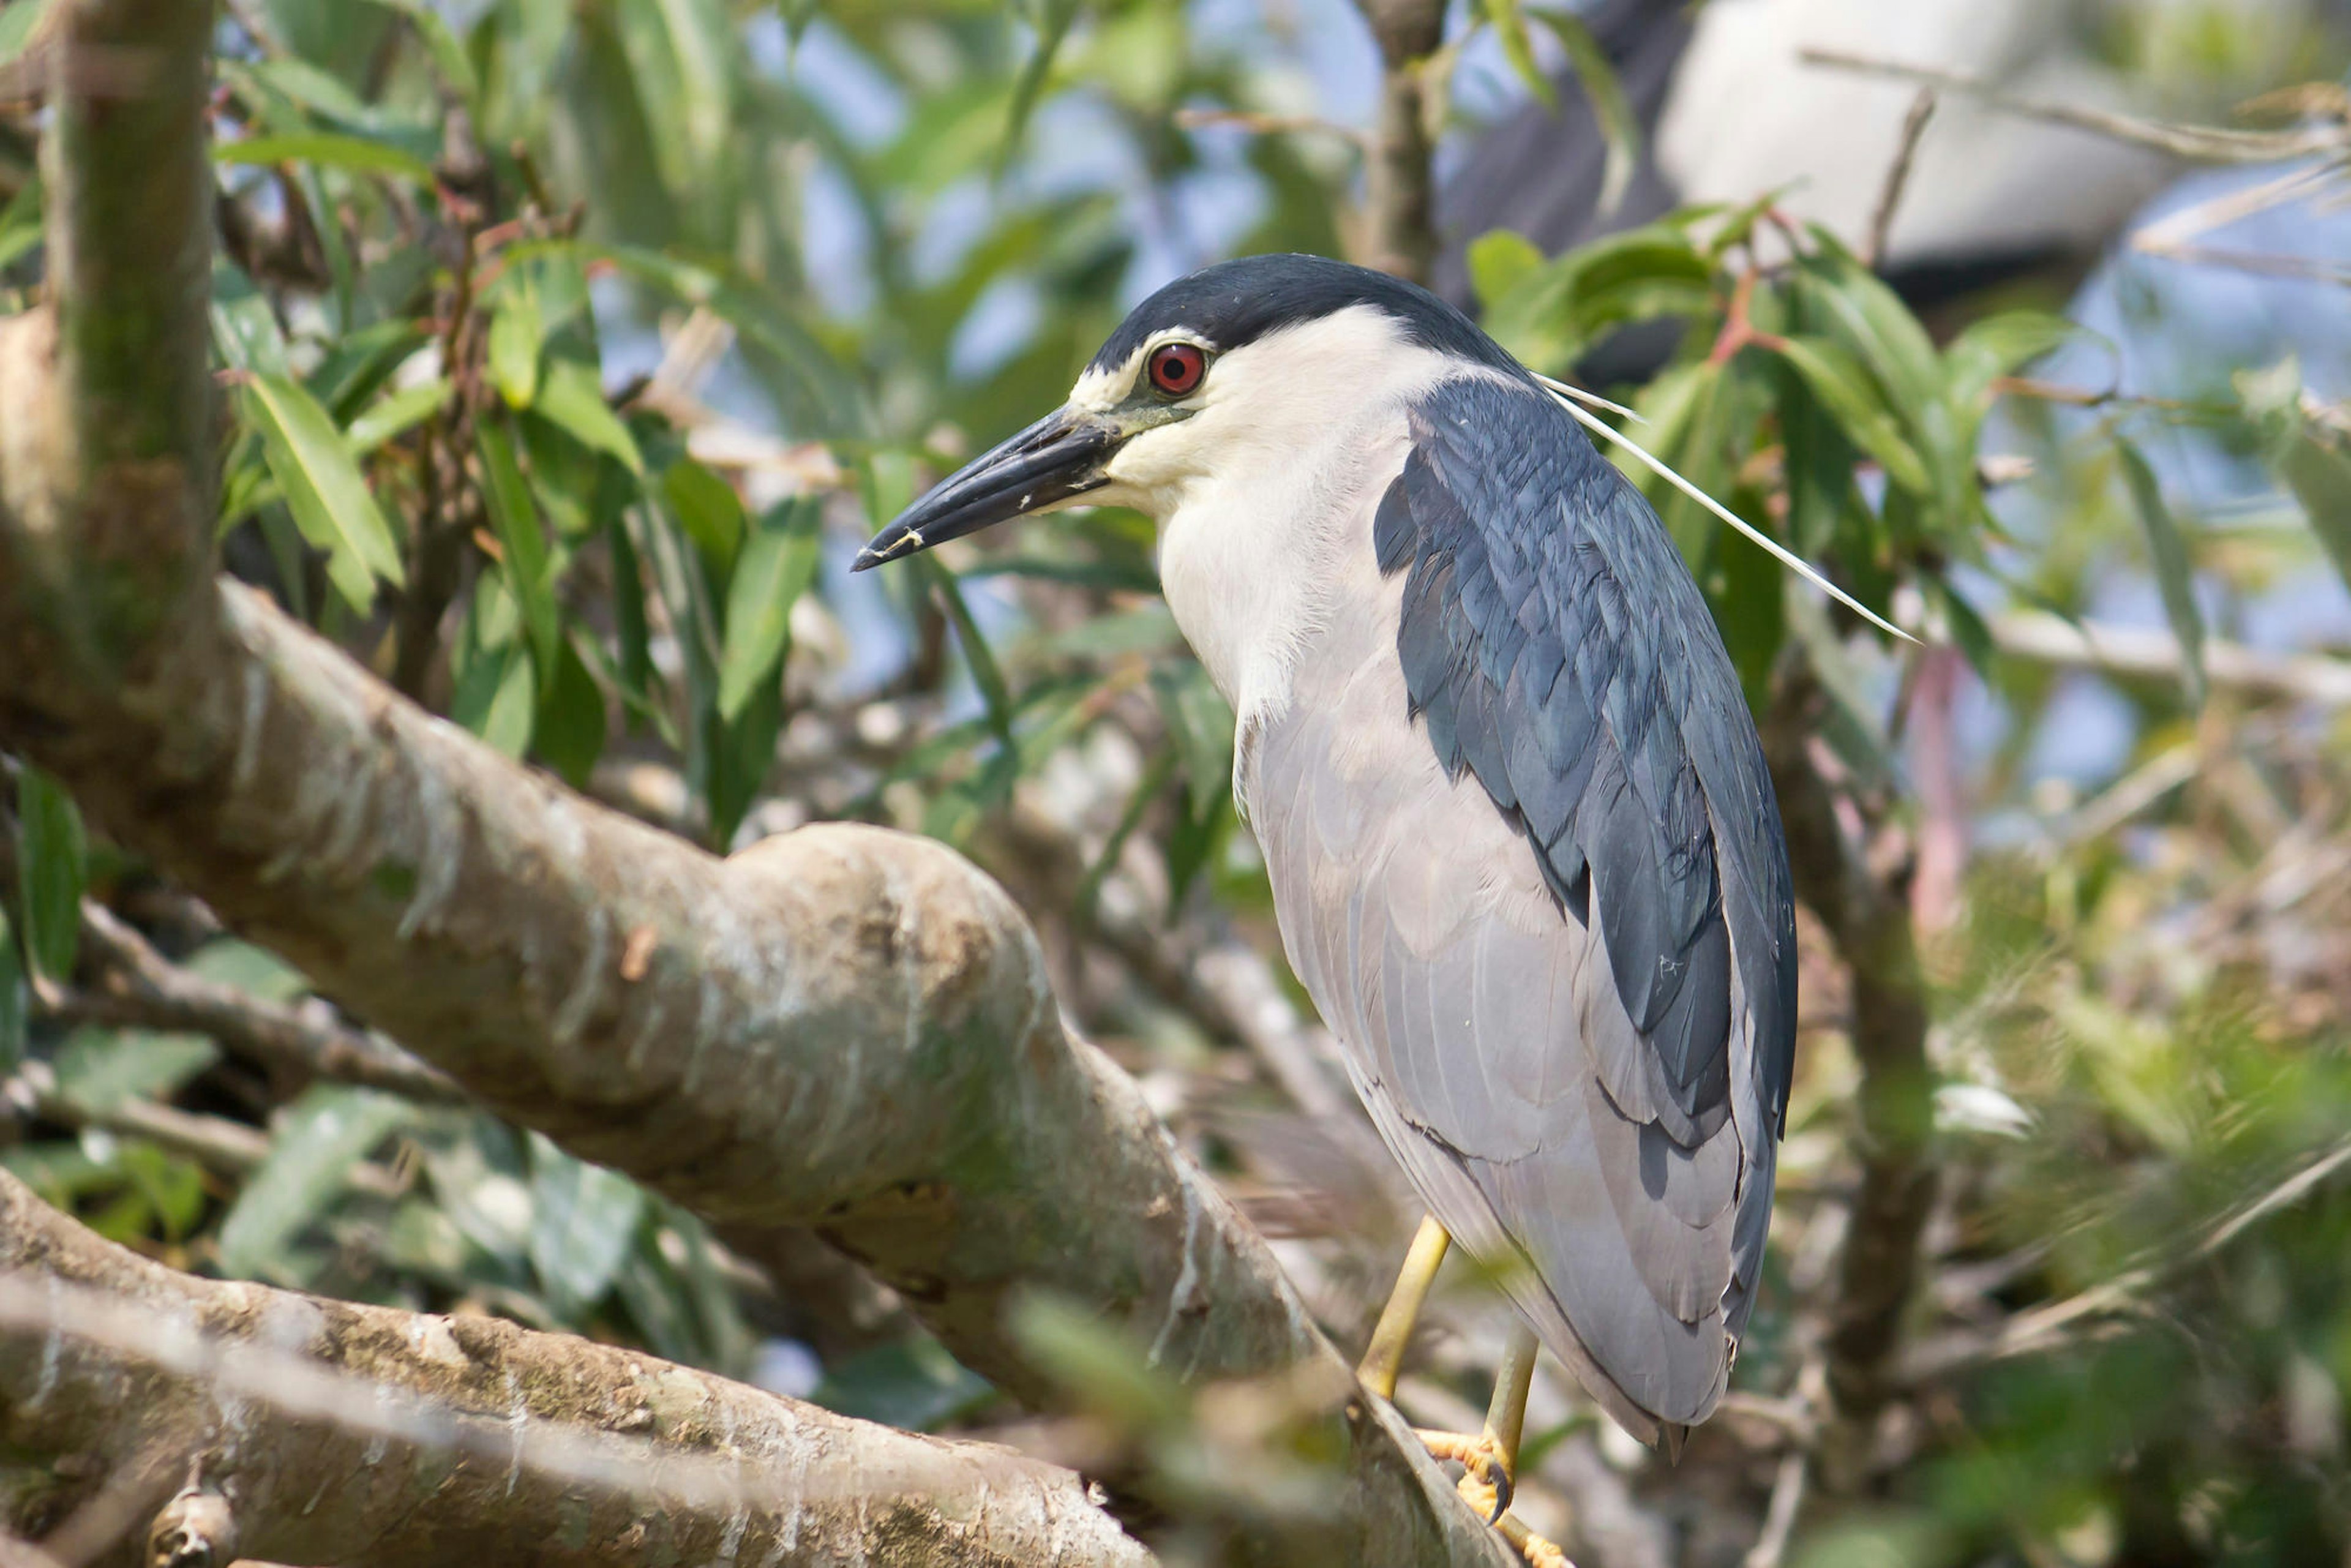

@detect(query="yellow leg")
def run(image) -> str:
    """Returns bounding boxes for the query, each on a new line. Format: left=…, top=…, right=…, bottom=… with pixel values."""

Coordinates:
left=1358, top=1214, right=1451, bottom=1401
left=1360, top=1225, right=1575, bottom=1564
left=1421, top=1323, right=1577, bottom=1564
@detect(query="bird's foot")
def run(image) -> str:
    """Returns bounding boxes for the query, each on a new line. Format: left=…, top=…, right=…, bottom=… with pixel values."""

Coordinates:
left=1498, top=1515, right=1573, bottom=1568
left=1415, top=1428, right=1513, bottom=1523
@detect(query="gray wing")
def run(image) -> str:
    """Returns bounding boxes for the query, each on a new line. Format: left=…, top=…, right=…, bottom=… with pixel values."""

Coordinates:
left=1249, top=374, right=1794, bottom=1442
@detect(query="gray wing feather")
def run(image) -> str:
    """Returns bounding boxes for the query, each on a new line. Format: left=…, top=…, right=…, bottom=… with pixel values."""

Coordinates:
left=1248, top=374, right=1794, bottom=1440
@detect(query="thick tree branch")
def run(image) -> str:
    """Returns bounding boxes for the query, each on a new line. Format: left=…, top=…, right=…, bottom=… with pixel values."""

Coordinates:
left=0, top=1171, right=1151, bottom=1568
left=0, top=9, right=1512, bottom=1562
left=1763, top=677, right=1935, bottom=1484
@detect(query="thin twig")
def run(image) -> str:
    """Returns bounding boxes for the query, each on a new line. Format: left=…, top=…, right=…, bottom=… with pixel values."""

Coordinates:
left=70, top=901, right=468, bottom=1104
left=1798, top=48, right=2351, bottom=163
left=1862, top=89, right=1937, bottom=271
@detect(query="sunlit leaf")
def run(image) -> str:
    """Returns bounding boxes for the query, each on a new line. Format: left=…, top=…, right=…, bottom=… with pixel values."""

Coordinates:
left=242, top=373, right=407, bottom=611
left=533, top=358, right=643, bottom=477
left=1772, top=336, right=1930, bottom=495
left=488, top=286, right=546, bottom=409
left=527, top=1133, right=647, bottom=1316
left=213, top=133, right=435, bottom=186
left=51, top=1026, right=216, bottom=1112
left=218, top=1087, right=414, bottom=1282
left=1476, top=0, right=1554, bottom=108
left=347, top=378, right=449, bottom=456
left=14, top=765, right=85, bottom=986
left=0, top=1, right=50, bottom=67
left=718, top=497, right=821, bottom=722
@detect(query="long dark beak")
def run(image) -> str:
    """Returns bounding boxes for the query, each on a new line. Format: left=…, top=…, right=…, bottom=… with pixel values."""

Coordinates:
left=853, top=406, right=1117, bottom=571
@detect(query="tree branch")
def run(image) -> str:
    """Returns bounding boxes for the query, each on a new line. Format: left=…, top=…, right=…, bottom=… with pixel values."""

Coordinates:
left=0, top=1171, right=1152, bottom=1568
left=1763, top=677, right=1936, bottom=1485
left=64, top=900, right=470, bottom=1105
left=0, top=8, right=1513, bottom=1562
left=1352, top=0, right=1447, bottom=285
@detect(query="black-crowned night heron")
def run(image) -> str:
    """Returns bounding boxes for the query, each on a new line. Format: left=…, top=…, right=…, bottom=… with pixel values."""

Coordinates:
left=857, top=253, right=1795, bottom=1565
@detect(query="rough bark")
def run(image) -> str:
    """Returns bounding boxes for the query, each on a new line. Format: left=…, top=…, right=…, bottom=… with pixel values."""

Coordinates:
left=1353, top=0, right=1448, bottom=284
left=0, top=1171, right=1151, bottom=1568
left=0, top=4, right=1514, bottom=1563
left=1762, top=677, right=1937, bottom=1484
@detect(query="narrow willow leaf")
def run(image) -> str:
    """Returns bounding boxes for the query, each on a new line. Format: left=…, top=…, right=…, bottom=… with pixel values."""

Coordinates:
left=1533, top=11, right=1640, bottom=212
left=243, top=373, right=406, bottom=610
left=217, top=1087, right=414, bottom=1281
left=347, top=378, right=449, bottom=456
left=662, top=458, right=747, bottom=582
left=2118, top=440, right=2206, bottom=709
left=0, top=907, right=21, bottom=1070
left=1002, top=0, right=1082, bottom=165
left=920, top=557, right=1014, bottom=741
left=1477, top=0, right=1554, bottom=108
left=527, top=1133, right=647, bottom=1316
left=213, top=133, right=437, bottom=186
left=718, top=497, right=822, bottom=722
left=487, top=286, right=545, bottom=409
left=1771, top=336, right=1932, bottom=495
left=1551, top=389, right=1918, bottom=643
left=534, top=634, right=609, bottom=789
left=15, top=766, right=86, bottom=986
left=476, top=421, right=560, bottom=677
left=534, top=358, right=644, bottom=476
left=2278, top=426, right=2351, bottom=597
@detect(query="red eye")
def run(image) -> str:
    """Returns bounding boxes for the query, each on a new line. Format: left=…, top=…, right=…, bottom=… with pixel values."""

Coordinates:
left=1147, top=342, right=1206, bottom=396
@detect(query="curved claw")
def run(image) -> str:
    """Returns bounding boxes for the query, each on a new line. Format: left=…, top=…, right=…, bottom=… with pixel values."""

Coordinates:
left=1415, top=1428, right=1515, bottom=1525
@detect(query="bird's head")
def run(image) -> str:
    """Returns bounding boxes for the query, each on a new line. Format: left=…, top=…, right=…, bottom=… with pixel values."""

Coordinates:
left=852, top=253, right=1517, bottom=571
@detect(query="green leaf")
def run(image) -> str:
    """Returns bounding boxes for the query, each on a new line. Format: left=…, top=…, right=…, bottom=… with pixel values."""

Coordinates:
left=0, top=1, right=50, bottom=67
left=1465, top=230, right=1545, bottom=312
left=361, top=0, right=479, bottom=104
left=1771, top=336, right=1931, bottom=495
left=0, top=908, right=22, bottom=1072
left=533, top=359, right=643, bottom=476
left=1944, top=310, right=2078, bottom=413
left=211, top=260, right=290, bottom=379
left=346, top=378, right=449, bottom=456
left=451, top=639, right=537, bottom=758
left=1532, top=11, right=1640, bottom=213
left=662, top=459, right=746, bottom=583
left=475, top=421, right=560, bottom=677
left=2117, top=440, right=2205, bottom=710
left=527, top=1133, right=648, bottom=1318
left=487, top=286, right=546, bottom=409
left=813, top=1338, right=995, bottom=1432
left=1002, top=0, right=1084, bottom=163
left=2277, top=426, right=2351, bottom=599
left=242, top=373, right=406, bottom=611
left=213, top=133, right=436, bottom=186
left=534, top=636, right=609, bottom=789
left=51, top=1026, right=216, bottom=1112
left=217, top=1087, right=414, bottom=1281
left=0, top=172, right=42, bottom=273
left=920, top=557, right=1014, bottom=743
left=718, top=497, right=822, bottom=722
left=1149, top=659, right=1235, bottom=819
left=14, top=765, right=85, bottom=986
left=1474, top=0, right=1554, bottom=108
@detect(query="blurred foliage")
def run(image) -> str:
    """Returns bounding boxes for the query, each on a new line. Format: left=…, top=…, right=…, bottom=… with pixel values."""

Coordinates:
left=1, top=1, right=2349, bottom=1564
